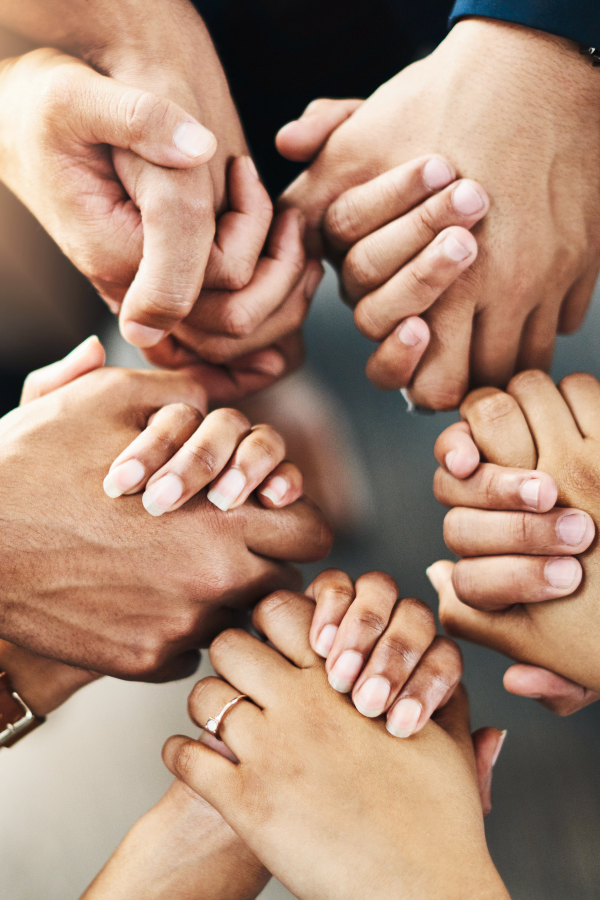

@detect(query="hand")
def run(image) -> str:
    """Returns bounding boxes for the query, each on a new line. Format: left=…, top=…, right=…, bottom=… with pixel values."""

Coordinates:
left=163, top=591, right=508, bottom=899
left=429, top=370, right=600, bottom=704
left=103, top=398, right=304, bottom=517
left=81, top=778, right=269, bottom=900
left=306, top=569, right=463, bottom=737
left=280, top=19, right=600, bottom=409
left=278, top=100, right=488, bottom=390
left=0, top=365, right=332, bottom=680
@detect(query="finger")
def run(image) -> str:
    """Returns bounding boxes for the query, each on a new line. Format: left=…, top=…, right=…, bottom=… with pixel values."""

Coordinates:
left=354, top=227, right=478, bottom=341
left=503, top=665, right=600, bottom=716
left=104, top=402, right=205, bottom=499
left=470, top=305, right=527, bottom=388
left=276, top=98, right=363, bottom=162
left=365, top=316, right=430, bottom=391
left=452, top=554, right=583, bottom=610
left=507, top=370, right=583, bottom=448
left=187, top=676, right=262, bottom=759
left=21, top=335, right=105, bottom=404
left=385, top=636, right=463, bottom=738
left=346, top=596, right=438, bottom=718
left=306, top=570, right=356, bottom=658
left=206, top=424, right=286, bottom=512
left=472, top=727, right=507, bottom=817
left=558, top=371, right=600, bottom=438
left=433, top=421, right=480, bottom=479
left=460, top=387, right=537, bottom=468
left=162, top=734, right=237, bottom=812
left=204, top=157, right=273, bottom=291
left=559, top=265, right=600, bottom=334
left=344, top=181, right=488, bottom=304
left=430, top=682, right=472, bottom=751
left=444, top=507, right=595, bottom=557
left=252, top=591, right=319, bottom=669
left=118, top=158, right=216, bottom=346
left=114, top=369, right=208, bottom=418
left=141, top=408, right=251, bottom=516
left=516, top=304, right=560, bottom=373
left=70, top=60, right=217, bottom=167
left=257, top=461, right=304, bottom=509
left=408, top=292, right=474, bottom=411
left=433, top=464, right=558, bottom=512
left=182, top=208, right=307, bottom=341
left=324, top=156, right=456, bottom=254
left=209, top=627, right=294, bottom=708
left=325, top=572, right=400, bottom=694
left=243, top=494, right=334, bottom=563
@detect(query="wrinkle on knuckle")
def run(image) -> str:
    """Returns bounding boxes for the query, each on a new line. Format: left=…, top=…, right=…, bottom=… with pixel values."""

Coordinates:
left=471, top=391, right=516, bottom=430
left=345, top=241, right=383, bottom=290
left=325, top=194, right=361, bottom=245
left=412, top=204, right=439, bottom=245
left=122, top=90, right=166, bottom=144
left=354, top=610, right=387, bottom=638
left=401, top=596, right=436, bottom=635
left=184, top=442, right=219, bottom=478
left=172, top=739, right=200, bottom=779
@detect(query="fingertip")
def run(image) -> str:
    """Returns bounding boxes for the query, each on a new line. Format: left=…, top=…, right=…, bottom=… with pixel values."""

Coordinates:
left=438, top=226, right=478, bottom=264
left=120, top=320, right=166, bottom=348
left=536, top=473, right=559, bottom=512
left=445, top=441, right=480, bottom=479
left=425, top=560, right=454, bottom=593
left=172, top=121, right=217, bottom=164
left=397, top=316, right=430, bottom=348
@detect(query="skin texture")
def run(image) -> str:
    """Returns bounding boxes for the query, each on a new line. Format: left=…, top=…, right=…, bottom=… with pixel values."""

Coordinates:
left=0, top=365, right=332, bottom=681
left=432, top=371, right=600, bottom=698
left=163, top=592, right=509, bottom=900
left=0, top=6, right=317, bottom=398
left=280, top=18, right=600, bottom=409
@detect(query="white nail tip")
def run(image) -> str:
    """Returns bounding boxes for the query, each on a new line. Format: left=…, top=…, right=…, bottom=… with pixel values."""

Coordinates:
left=103, top=475, right=122, bottom=499
left=328, top=674, right=352, bottom=694
left=260, top=487, right=280, bottom=505
left=207, top=489, right=232, bottom=511
left=386, top=723, right=414, bottom=738
left=355, top=702, right=384, bottom=719
left=142, top=495, right=165, bottom=517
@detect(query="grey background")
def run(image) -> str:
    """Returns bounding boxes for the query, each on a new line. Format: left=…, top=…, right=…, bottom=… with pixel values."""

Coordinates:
left=1, top=267, right=599, bottom=899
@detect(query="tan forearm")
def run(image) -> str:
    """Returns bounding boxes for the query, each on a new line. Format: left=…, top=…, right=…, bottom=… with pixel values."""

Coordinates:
left=82, top=780, right=270, bottom=900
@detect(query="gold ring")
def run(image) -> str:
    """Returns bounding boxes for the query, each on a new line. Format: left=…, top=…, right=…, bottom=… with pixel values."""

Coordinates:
left=204, top=694, right=248, bottom=739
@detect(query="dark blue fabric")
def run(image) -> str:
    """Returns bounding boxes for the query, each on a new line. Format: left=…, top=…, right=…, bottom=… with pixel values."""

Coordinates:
left=449, top=0, right=600, bottom=48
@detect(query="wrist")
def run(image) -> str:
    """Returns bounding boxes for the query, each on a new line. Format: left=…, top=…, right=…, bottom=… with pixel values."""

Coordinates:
left=0, top=639, right=98, bottom=718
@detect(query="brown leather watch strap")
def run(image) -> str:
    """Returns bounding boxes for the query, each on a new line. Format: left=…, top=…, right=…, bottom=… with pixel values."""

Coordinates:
left=0, top=671, right=44, bottom=748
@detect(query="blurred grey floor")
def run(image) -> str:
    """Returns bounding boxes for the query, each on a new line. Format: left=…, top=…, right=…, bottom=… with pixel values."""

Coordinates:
left=1, top=267, right=600, bottom=899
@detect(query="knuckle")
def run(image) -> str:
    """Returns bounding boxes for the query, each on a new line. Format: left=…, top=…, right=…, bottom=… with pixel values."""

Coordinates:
left=508, top=511, right=535, bottom=545
left=432, top=636, right=463, bottom=673
left=256, top=590, right=300, bottom=621
left=188, top=677, right=217, bottom=714
left=354, top=610, right=388, bottom=638
left=210, top=628, right=245, bottom=660
left=325, top=194, right=362, bottom=245
left=507, top=369, right=547, bottom=395
left=344, top=241, right=382, bottom=290
left=218, top=408, right=251, bottom=432
left=402, top=596, right=436, bottom=635
left=412, top=203, right=439, bottom=245
left=250, top=427, right=285, bottom=463
left=471, top=390, right=516, bottom=429
left=404, top=260, right=443, bottom=298
left=171, top=739, right=200, bottom=779
left=184, top=442, right=219, bottom=478
left=219, top=302, right=257, bottom=338
left=122, top=89, right=166, bottom=144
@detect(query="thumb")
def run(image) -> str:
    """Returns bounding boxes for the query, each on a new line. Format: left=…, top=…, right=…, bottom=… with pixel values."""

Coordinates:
left=276, top=98, right=363, bottom=163
left=20, top=335, right=105, bottom=405
left=70, top=60, right=216, bottom=168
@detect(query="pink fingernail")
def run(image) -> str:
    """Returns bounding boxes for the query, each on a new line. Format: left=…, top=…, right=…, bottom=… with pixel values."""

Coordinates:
left=492, top=730, right=507, bottom=767
left=173, top=122, right=216, bottom=159
left=103, top=458, right=145, bottom=498
left=121, top=322, right=166, bottom=348
left=545, top=557, right=579, bottom=589
left=445, top=450, right=458, bottom=473
left=259, top=475, right=289, bottom=506
left=519, top=477, right=541, bottom=509
left=398, top=320, right=422, bottom=347
left=207, top=469, right=246, bottom=511
left=423, top=157, right=455, bottom=190
left=452, top=181, right=485, bottom=216
left=328, top=650, right=363, bottom=693
left=557, top=513, right=587, bottom=547
left=441, top=233, right=472, bottom=262
left=315, top=624, right=338, bottom=658
left=142, top=473, right=184, bottom=516
left=354, top=676, right=391, bottom=717
left=386, top=698, right=422, bottom=738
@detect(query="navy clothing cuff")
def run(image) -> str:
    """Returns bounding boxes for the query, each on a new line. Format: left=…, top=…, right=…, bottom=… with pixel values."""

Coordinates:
left=449, top=1, right=600, bottom=49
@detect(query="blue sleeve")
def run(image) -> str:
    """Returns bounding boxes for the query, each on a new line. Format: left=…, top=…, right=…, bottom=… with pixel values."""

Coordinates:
left=449, top=1, right=600, bottom=49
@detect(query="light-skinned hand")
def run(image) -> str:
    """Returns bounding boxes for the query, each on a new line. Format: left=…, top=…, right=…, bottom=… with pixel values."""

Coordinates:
left=163, top=590, right=509, bottom=899
left=279, top=19, right=600, bottom=409
left=429, top=370, right=600, bottom=706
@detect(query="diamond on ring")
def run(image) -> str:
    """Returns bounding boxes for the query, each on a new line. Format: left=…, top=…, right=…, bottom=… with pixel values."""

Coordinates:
left=205, top=718, right=219, bottom=734
left=203, top=694, right=248, bottom=740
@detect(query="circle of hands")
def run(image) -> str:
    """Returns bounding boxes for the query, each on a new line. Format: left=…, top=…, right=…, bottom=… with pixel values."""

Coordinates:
left=1, top=6, right=600, bottom=900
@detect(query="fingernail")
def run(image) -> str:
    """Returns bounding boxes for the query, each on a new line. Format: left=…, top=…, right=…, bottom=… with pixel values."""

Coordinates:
left=492, top=730, right=507, bottom=767
left=328, top=650, right=363, bottom=693
left=445, top=449, right=458, bottom=474
left=250, top=351, right=287, bottom=377
left=121, top=322, right=165, bottom=348
left=441, top=233, right=472, bottom=262
left=423, top=157, right=455, bottom=190
left=452, top=181, right=485, bottom=216
left=244, top=155, right=259, bottom=179
left=557, top=512, right=588, bottom=547
left=259, top=475, right=289, bottom=506
left=398, top=320, right=421, bottom=347
left=306, top=266, right=324, bottom=300
left=142, top=473, right=184, bottom=516
left=173, top=122, right=216, bottom=159
left=354, top=676, right=391, bottom=718
left=545, top=557, right=579, bottom=589
left=386, top=698, right=422, bottom=738
left=103, top=459, right=145, bottom=498
left=207, top=469, right=246, bottom=512
left=519, top=477, right=541, bottom=509
left=315, top=624, right=338, bottom=658
left=425, top=563, right=443, bottom=592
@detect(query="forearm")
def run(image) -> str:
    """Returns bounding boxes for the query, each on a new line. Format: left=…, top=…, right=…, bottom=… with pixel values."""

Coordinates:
left=81, top=780, right=270, bottom=900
